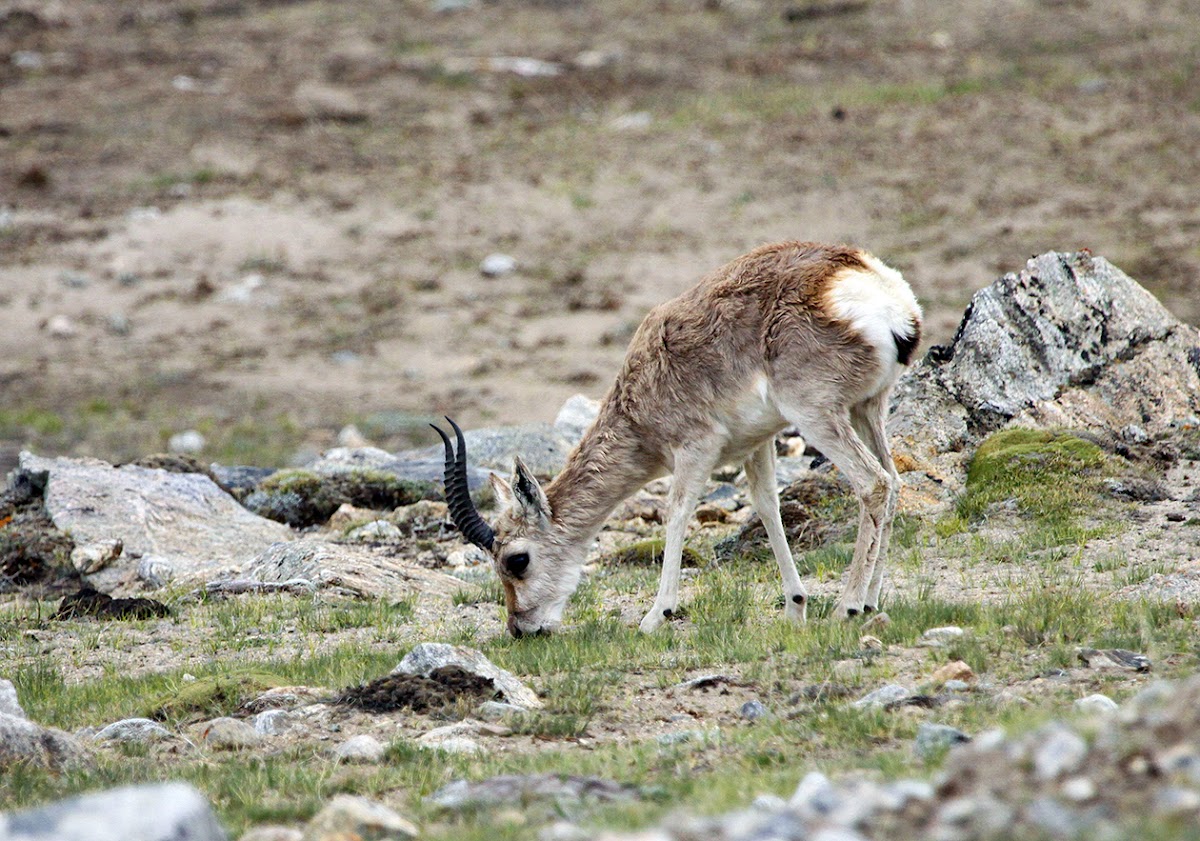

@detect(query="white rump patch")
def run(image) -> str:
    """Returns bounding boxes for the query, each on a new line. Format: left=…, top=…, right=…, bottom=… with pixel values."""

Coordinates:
left=826, top=255, right=921, bottom=356
left=825, top=254, right=922, bottom=395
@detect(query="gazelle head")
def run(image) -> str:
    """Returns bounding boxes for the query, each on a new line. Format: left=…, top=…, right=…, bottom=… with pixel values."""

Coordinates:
left=431, top=418, right=584, bottom=637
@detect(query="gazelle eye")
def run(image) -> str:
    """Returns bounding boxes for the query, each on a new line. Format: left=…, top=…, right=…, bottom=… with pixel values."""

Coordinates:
left=504, top=552, right=530, bottom=578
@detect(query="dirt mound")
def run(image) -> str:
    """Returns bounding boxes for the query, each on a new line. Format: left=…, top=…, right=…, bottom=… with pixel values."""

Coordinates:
left=52, top=586, right=171, bottom=620
left=335, top=666, right=498, bottom=714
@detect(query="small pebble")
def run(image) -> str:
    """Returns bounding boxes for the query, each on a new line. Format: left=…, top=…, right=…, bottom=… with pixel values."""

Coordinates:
left=480, top=253, right=517, bottom=277
left=740, top=700, right=767, bottom=721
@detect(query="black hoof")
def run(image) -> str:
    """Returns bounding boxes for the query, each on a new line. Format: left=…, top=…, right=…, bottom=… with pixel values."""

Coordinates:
left=662, top=608, right=673, bottom=618
left=791, top=594, right=806, bottom=605
left=863, top=605, right=875, bottom=614
left=846, top=608, right=860, bottom=617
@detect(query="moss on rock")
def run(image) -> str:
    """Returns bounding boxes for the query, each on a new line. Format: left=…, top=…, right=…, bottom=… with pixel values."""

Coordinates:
left=959, top=428, right=1114, bottom=525
left=148, top=671, right=290, bottom=722
left=602, top=538, right=705, bottom=568
left=244, top=468, right=436, bottom=528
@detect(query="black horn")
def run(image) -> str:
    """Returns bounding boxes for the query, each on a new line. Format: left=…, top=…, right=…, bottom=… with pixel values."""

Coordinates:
left=431, top=417, right=495, bottom=551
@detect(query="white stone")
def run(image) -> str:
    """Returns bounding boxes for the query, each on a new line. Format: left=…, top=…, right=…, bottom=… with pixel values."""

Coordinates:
left=331, top=734, right=386, bottom=763
left=393, top=643, right=542, bottom=709
left=1074, top=693, right=1119, bottom=715
left=0, top=679, right=26, bottom=719
left=1061, top=776, right=1097, bottom=802
left=1033, top=724, right=1088, bottom=781
left=71, top=539, right=123, bottom=575
left=168, top=430, right=207, bottom=454
left=852, top=684, right=911, bottom=709
left=253, top=710, right=297, bottom=736
left=479, top=253, right=517, bottom=277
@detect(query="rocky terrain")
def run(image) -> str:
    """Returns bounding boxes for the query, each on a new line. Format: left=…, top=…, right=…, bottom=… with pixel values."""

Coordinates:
left=2, top=252, right=1200, bottom=840
left=3, top=0, right=1200, bottom=839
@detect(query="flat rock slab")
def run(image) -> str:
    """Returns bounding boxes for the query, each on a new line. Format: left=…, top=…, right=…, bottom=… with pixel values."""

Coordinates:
left=241, top=540, right=463, bottom=599
left=426, top=773, right=638, bottom=810
left=891, top=251, right=1200, bottom=456
left=393, top=643, right=542, bottom=709
left=18, top=452, right=293, bottom=589
left=0, top=782, right=226, bottom=841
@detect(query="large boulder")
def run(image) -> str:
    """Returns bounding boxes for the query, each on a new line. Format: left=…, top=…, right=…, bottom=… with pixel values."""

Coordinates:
left=15, top=453, right=293, bottom=590
left=0, top=679, right=89, bottom=772
left=0, top=782, right=226, bottom=841
left=891, top=251, right=1200, bottom=457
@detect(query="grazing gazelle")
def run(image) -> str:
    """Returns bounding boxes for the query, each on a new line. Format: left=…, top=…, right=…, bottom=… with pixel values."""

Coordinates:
left=432, top=241, right=922, bottom=637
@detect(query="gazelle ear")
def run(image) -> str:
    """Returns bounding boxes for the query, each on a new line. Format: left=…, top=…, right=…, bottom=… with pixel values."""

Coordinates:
left=489, top=473, right=514, bottom=510
left=510, top=457, right=551, bottom=524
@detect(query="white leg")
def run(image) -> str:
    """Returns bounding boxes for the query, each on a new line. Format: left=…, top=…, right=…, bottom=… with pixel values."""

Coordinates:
left=744, top=441, right=807, bottom=623
left=639, top=446, right=715, bottom=633
left=785, top=406, right=891, bottom=619
left=852, top=394, right=900, bottom=612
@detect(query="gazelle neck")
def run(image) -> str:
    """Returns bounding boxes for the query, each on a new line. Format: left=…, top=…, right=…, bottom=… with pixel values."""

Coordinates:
left=545, top=408, right=663, bottom=544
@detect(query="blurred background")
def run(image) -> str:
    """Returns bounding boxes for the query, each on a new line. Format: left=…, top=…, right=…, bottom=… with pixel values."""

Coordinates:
left=2, top=0, right=1197, bottom=469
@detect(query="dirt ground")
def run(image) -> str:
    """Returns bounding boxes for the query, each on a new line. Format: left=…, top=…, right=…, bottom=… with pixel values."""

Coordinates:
left=2, top=0, right=1199, bottom=464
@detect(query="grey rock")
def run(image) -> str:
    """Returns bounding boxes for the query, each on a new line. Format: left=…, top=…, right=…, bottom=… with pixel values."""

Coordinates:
left=427, top=773, right=638, bottom=810
left=345, top=520, right=403, bottom=541
left=920, top=626, right=965, bottom=645
left=19, top=452, right=293, bottom=589
left=852, top=684, right=912, bottom=709
left=137, top=555, right=175, bottom=588
left=252, top=710, right=297, bottom=736
left=0, top=711, right=89, bottom=771
left=330, top=734, right=385, bottom=763
left=93, top=718, right=172, bottom=744
left=553, top=394, right=601, bottom=443
left=0, top=782, right=225, bottom=841
left=476, top=700, right=528, bottom=722
left=70, top=539, right=123, bottom=575
left=1024, top=796, right=1090, bottom=837
left=1077, top=647, right=1152, bottom=672
left=0, top=679, right=24, bottom=719
left=1074, top=693, right=1120, bottom=715
left=656, top=728, right=718, bottom=747
left=317, top=445, right=492, bottom=492
left=1033, top=724, right=1088, bottom=781
left=300, top=794, right=417, bottom=841
left=393, top=642, right=542, bottom=708
left=241, top=540, right=463, bottom=600
left=199, top=717, right=261, bottom=750
left=789, top=770, right=840, bottom=818
left=209, top=464, right=277, bottom=496
left=891, top=251, right=1200, bottom=455
left=739, top=700, right=767, bottom=721
left=417, top=734, right=483, bottom=755
left=915, top=722, right=971, bottom=759
left=1153, top=786, right=1200, bottom=816
left=401, top=422, right=575, bottom=478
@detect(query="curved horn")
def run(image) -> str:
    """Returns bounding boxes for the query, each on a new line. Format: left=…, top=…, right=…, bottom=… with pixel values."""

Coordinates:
left=431, top=417, right=495, bottom=551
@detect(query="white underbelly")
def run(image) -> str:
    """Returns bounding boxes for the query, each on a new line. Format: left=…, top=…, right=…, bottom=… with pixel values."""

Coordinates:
left=712, top=376, right=787, bottom=466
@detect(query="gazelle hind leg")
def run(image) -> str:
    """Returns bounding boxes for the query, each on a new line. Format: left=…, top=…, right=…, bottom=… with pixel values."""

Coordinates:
left=852, top=393, right=900, bottom=612
left=784, top=404, right=891, bottom=619
left=744, top=441, right=807, bottom=623
left=639, top=444, right=716, bottom=633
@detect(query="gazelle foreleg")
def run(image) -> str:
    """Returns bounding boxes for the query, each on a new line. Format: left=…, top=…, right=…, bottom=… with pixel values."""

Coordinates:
left=639, top=444, right=718, bottom=633
left=744, top=440, right=808, bottom=623
left=852, top=393, right=900, bottom=612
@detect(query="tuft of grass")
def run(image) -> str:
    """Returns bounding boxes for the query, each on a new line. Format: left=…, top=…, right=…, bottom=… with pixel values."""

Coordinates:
left=600, top=538, right=705, bottom=569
